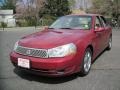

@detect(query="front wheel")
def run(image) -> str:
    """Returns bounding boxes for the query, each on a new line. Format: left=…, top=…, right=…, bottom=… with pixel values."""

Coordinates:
left=107, top=36, right=112, bottom=50
left=80, top=48, right=92, bottom=76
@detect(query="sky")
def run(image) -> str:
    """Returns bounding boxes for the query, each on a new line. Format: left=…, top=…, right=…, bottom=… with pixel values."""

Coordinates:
left=0, top=0, right=4, bottom=6
left=0, top=0, right=3, bottom=2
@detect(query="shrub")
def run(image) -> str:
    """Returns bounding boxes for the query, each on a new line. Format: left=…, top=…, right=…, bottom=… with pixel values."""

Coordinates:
left=1, top=22, right=7, bottom=28
left=16, top=15, right=57, bottom=27
left=16, top=19, right=28, bottom=27
left=0, top=23, right=2, bottom=28
left=24, top=16, right=37, bottom=26
left=38, top=15, right=57, bottom=26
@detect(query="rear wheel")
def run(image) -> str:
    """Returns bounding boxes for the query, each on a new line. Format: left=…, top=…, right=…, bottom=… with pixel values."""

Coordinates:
left=80, top=48, right=92, bottom=76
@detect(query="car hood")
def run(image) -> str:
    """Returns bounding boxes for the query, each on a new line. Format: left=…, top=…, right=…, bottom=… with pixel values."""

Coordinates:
left=19, top=29, right=90, bottom=49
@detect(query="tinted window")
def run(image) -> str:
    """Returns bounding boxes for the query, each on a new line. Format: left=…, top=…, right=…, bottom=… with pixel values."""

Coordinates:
left=100, top=16, right=107, bottom=27
left=95, top=16, right=103, bottom=29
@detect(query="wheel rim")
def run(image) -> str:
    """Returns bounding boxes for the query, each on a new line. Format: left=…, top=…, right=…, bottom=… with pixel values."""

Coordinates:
left=109, top=37, right=112, bottom=48
left=84, top=51, right=91, bottom=73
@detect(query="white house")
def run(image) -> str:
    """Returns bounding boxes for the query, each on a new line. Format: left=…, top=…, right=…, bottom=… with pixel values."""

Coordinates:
left=0, top=10, right=16, bottom=27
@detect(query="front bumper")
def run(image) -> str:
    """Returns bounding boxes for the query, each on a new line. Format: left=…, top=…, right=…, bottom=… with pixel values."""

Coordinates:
left=10, top=52, right=80, bottom=77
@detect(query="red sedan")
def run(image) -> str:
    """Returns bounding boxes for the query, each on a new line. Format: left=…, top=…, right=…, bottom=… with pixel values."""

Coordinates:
left=10, top=14, right=112, bottom=77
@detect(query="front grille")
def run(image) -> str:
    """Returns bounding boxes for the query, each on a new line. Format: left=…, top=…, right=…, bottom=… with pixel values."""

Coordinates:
left=15, top=46, right=48, bottom=58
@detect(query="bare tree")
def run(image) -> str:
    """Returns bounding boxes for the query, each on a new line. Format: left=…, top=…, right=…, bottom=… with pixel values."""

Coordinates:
left=15, top=0, right=45, bottom=27
left=34, top=0, right=45, bottom=19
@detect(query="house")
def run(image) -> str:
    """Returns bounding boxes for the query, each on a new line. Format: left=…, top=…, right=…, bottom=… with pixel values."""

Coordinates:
left=0, top=10, right=16, bottom=27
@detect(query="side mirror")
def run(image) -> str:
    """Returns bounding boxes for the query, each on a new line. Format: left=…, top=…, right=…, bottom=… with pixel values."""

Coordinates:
left=42, top=26, right=48, bottom=31
left=94, top=27, right=104, bottom=32
left=44, top=26, right=48, bottom=30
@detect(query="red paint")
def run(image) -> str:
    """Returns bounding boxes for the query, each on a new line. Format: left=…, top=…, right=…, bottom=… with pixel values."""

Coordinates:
left=10, top=14, right=112, bottom=77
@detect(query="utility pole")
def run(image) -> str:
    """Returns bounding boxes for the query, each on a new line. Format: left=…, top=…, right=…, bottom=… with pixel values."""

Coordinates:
left=116, top=0, right=118, bottom=20
left=111, top=0, right=117, bottom=18
left=82, top=0, right=87, bottom=12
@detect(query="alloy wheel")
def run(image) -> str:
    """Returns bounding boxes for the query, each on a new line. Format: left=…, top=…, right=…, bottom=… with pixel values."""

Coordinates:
left=84, top=51, right=92, bottom=73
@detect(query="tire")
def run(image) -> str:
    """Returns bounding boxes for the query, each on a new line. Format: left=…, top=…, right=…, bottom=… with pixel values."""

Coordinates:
left=80, top=48, right=92, bottom=76
left=107, top=36, right=112, bottom=50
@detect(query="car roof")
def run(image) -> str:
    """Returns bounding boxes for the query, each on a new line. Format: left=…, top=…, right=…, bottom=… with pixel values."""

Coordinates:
left=66, top=14, right=102, bottom=17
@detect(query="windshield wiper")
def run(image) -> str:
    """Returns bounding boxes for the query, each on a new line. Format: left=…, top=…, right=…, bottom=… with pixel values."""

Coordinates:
left=48, top=27, right=54, bottom=29
left=59, top=28, right=72, bottom=29
left=48, top=27, right=73, bottom=29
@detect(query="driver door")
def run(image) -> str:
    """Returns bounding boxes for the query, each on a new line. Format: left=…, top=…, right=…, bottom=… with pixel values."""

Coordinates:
left=94, top=16, right=105, bottom=55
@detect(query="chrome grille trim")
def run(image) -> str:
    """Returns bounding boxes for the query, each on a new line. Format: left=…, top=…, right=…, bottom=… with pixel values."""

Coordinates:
left=15, top=46, right=48, bottom=58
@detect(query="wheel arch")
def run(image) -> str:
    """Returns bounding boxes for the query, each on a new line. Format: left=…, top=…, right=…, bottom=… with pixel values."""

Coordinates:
left=110, top=33, right=112, bottom=37
left=86, top=45, right=94, bottom=56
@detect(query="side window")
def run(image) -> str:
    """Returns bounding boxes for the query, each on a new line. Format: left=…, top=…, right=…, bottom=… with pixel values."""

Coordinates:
left=100, top=16, right=107, bottom=27
left=95, top=16, right=102, bottom=29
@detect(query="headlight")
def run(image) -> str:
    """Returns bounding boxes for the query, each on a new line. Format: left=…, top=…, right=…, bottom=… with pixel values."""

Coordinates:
left=14, top=41, right=19, bottom=51
left=48, top=43, right=77, bottom=57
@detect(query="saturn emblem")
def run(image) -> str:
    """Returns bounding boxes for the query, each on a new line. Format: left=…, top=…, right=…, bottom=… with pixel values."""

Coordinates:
left=26, top=50, right=31, bottom=55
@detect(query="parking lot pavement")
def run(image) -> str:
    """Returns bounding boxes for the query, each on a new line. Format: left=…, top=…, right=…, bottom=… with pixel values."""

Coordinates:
left=0, top=28, right=120, bottom=90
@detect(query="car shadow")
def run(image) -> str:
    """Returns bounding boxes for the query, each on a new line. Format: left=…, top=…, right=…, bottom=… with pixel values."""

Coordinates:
left=13, top=49, right=110, bottom=84
left=14, top=68, right=79, bottom=84
left=92, top=49, right=108, bottom=64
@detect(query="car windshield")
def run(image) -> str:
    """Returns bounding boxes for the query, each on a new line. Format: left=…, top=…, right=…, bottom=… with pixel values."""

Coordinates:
left=49, top=16, right=92, bottom=30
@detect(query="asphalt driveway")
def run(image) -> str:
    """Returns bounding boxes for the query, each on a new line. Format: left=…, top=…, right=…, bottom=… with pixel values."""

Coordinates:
left=0, top=27, right=120, bottom=90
